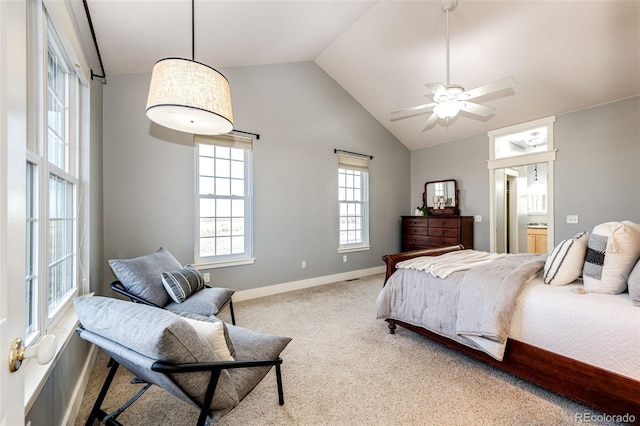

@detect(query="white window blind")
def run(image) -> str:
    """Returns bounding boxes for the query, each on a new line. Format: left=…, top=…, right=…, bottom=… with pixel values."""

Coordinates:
left=337, top=153, right=369, bottom=172
left=195, top=133, right=253, bottom=151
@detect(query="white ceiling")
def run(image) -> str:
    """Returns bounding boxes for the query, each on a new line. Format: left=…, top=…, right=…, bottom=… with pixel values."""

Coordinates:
left=82, top=0, right=640, bottom=151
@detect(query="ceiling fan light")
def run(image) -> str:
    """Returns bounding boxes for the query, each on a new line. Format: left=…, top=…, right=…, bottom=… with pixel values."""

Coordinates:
left=146, top=58, right=234, bottom=135
left=434, top=100, right=461, bottom=119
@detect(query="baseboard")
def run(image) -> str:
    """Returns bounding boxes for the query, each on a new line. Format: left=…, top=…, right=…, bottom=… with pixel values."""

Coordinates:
left=62, top=343, right=98, bottom=426
left=233, top=266, right=385, bottom=302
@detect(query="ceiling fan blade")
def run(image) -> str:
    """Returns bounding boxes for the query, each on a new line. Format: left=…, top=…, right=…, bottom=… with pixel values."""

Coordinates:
left=422, top=112, right=439, bottom=130
left=425, top=82, right=448, bottom=98
left=462, top=76, right=516, bottom=100
left=459, top=101, right=495, bottom=117
left=390, top=102, right=436, bottom=116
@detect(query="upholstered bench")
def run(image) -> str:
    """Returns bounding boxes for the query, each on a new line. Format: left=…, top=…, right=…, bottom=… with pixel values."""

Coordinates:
left=109, top=247, right=236, bottom=324
left=75, top=296, right=291, bottom=425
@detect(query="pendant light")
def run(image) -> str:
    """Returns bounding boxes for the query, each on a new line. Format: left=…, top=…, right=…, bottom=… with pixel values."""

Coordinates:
left=146, top=0, right=233, bottom=135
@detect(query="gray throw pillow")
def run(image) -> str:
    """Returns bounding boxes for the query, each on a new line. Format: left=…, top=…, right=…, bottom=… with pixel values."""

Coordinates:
left=109, top=247, right=182, bottom=307
left=74, top=296, right=240, bottom=410
left=162, top=265, right=206, bottom=303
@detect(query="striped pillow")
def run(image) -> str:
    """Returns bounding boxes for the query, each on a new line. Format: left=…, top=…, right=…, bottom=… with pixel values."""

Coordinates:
left=543, top=231, right=589, bottom=285
left=161, top=265, right=206, bottom=303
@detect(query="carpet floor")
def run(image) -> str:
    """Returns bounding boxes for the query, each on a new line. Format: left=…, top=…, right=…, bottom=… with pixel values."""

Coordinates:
left=74, top=273, right=611, bottom=425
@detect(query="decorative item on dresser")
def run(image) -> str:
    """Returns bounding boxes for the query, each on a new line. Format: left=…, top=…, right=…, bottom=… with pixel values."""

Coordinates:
left=402, top=216, right=474, bottom=251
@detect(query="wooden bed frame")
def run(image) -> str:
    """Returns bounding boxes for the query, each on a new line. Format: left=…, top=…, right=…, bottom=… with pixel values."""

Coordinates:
left=382, top=245, right=640, bottom=421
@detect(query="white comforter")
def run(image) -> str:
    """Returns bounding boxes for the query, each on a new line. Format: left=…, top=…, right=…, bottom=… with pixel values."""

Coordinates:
left=510, top=277, right=640, bottom=380
left=396, top=250, right=507, bottom=279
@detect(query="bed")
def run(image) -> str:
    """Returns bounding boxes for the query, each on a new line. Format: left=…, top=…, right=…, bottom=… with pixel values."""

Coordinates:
left=377, top=244, right=640, bottom=420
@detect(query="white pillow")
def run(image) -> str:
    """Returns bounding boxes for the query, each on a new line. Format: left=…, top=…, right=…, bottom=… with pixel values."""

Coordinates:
left=543, top=231, right=589, bottom=286
left=582, top=221, right=640, bottom=294
left=183, top=317, right=234, bottom=361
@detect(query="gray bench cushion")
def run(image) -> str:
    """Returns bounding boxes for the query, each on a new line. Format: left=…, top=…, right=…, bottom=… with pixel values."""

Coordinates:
left=166, top=287, right=235, bottom=317
left=226, top=325, right=292, bottom=401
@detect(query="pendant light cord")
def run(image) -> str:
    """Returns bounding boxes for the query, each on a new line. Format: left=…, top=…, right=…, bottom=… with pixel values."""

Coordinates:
left=445, top=7, right=450, bottom=86
left=191, top=0, right=195, bottom=61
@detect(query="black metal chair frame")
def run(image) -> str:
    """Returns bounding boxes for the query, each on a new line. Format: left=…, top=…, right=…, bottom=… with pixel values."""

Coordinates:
left=79, top=327, right=284, bottom=426
left=110, top=280, right=236, bottom=325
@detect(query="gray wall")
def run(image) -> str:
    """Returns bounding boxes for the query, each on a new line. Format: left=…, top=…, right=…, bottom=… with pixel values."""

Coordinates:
left=103, top=61, right=410, bottom=292
left=410, top=96, right=640, bottom=250
left=411, top=134, right=491, bottom=250
left=554, top=96, right=640, bottom=237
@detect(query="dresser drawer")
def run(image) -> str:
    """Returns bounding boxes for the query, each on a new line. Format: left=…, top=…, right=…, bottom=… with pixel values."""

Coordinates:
left=402, top=217, right=429, bottom=228
left=424, top=236, right=459, bottom=247
left=403, top=226, right=429, bottom=237
left=428, top=227, right=459, bottom=238
left=402, top=235, right=430, bottom=247
left=428, top=217, right=459, bottom=228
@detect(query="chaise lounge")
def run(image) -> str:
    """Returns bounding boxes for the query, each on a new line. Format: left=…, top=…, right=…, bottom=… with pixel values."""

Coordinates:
left=109, top=247, right=236, bottom=324
left=75, top=296, right=291, bottom=426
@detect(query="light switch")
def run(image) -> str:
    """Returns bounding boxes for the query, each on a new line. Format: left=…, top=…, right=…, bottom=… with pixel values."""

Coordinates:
left=566, top=215, right=579, bottom=224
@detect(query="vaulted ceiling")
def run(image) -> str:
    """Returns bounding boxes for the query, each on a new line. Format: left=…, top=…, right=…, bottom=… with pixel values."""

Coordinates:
left=81, top=0, right=640, bottom=150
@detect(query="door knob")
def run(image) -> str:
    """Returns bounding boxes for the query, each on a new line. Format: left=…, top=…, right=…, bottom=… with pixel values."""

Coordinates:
left=8, top=334, right=57, bottom=372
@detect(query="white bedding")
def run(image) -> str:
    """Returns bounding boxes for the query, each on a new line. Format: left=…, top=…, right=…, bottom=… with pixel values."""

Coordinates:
left=509, top=276, right=640, bottom=380
left=396, top=250, right=507, bottom=279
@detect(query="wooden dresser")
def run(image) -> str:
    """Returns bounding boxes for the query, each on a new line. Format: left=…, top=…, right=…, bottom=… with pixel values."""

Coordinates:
left=401, top=216, right=474, bottom=252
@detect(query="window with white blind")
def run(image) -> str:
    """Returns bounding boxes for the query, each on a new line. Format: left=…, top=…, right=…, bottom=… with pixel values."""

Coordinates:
left=337, top=153, right=370, bottom=252
left=195, top=133, right=254, bottom=267
left=24, top=7, right=84, bottom=344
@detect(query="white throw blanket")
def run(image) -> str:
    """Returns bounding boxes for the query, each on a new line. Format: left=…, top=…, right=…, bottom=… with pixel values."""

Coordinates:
left=396, top=250, right=507, bottom=279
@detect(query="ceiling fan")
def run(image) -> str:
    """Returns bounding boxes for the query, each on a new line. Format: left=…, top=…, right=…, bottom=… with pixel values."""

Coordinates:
left=391, top=0, right=516, bottom=130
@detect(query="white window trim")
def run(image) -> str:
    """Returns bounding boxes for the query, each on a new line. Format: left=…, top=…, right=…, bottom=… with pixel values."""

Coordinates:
left=337, top=155, right=370, bottom=251
left=194, top=135, right=254, bottom=266
left=23, top=0, right=88, bottom=410
left=337, top=245, right=371, bottom=254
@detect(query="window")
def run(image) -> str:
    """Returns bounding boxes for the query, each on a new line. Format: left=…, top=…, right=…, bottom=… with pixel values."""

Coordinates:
left=337, top=153, right=370, bottom=252
left=25, top=9, right=83, bottom=343
left=195, top=133, right=254, bottom=266
left=26, top=162, right=37, bottom=338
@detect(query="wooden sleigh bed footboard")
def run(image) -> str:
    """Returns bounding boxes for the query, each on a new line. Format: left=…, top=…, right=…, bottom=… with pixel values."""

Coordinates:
left=381, top=246, right=640, bottom=421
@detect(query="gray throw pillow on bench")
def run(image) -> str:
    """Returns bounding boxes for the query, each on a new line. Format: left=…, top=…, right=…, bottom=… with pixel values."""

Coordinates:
left=109, top=247, right=181, bottom=307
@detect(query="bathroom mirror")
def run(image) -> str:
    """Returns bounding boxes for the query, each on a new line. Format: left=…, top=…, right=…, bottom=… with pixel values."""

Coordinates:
left=423, top=179, right=459, bottom=215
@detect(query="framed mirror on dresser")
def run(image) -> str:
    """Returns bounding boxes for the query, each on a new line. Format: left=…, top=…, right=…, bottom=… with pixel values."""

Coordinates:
left=402, top=179, right=473, bottom=251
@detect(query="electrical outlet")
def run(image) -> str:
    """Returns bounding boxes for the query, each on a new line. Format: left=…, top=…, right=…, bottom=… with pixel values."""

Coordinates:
left=343, top=255, right=348, bottom=263
left=203, top=272, right=210, bottom=283
left=474, top=215, right=482, bottom=223
left=566, top=215, right=579, bottom=224
left=301, top=260, right=307, bottom=269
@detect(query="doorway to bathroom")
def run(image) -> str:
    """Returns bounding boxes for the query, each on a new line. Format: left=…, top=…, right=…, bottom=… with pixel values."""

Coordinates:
left=488, top=117, right=556, bottom=254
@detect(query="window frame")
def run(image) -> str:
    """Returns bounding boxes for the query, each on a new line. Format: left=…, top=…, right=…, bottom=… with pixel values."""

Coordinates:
left=25, top=5, right=82, bottom=345
left=194, top=135, right=255, bottom=268
left=337, top=154, right=370, bottom=253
